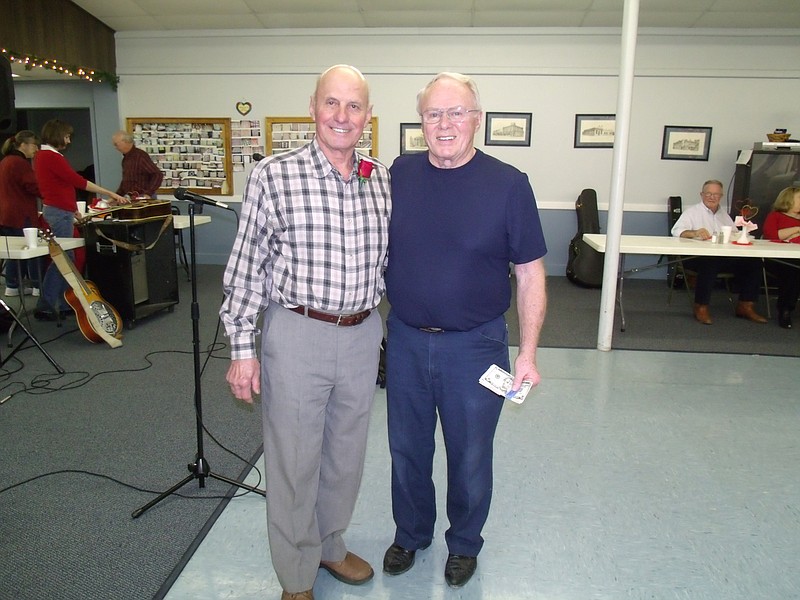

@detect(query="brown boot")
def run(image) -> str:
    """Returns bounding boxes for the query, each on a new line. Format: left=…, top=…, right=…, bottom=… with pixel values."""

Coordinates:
left=735, top=301, right=767, bottom=324
left=320, top=552, right=374, bottom=585
left=281, top=591, right=313, bottom=600
left=693, top=303, right=712, bottom=325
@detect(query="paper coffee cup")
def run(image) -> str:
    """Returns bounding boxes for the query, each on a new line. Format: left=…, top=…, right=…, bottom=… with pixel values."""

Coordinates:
left=76, top=201, right=87, bottom=214
left=23, top=227, right=38, bottom=248
left=721, top=225, right=732, bottom=244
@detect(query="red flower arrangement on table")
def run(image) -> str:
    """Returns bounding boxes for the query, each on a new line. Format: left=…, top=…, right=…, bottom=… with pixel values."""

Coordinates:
left=733, top=203, right=758, bottom=245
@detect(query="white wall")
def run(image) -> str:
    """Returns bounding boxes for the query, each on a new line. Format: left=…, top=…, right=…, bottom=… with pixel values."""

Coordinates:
left=116, top=28, right=799, bottom=208
left=30, top=27, right=800, bottom=271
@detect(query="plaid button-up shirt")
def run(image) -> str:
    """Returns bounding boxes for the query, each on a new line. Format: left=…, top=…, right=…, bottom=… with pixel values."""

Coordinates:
left=220, top=139, right=391, bottom=360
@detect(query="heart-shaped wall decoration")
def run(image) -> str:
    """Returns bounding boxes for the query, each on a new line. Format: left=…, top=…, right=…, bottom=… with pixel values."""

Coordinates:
left=236, top=101, right=252, bottom=116
left=740, top=204, right=759, bottom=221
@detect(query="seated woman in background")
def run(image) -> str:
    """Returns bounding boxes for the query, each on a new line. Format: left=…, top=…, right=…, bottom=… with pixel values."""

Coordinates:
left=762, top=186, right=800, bottom=329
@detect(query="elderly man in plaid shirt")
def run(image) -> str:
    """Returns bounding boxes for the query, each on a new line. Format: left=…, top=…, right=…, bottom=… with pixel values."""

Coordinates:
left=220, top=65, right=390, bottom=600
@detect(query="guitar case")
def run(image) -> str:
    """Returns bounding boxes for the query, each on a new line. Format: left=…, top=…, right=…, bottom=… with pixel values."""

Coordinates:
left=566, top=188, right=604, bottom=288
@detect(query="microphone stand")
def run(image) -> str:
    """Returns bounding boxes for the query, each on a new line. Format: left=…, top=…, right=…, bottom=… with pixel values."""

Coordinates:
left=133, top=199, right=265, bottom=518
left=0, top=297, right=64, bottom=372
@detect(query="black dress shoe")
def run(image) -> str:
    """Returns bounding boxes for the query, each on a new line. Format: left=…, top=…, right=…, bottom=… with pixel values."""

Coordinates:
left=383, top=543, right=428, bottom=575
left=444, top=554, right=477, bottom=588
left=778, top=309, right=793, bottom=329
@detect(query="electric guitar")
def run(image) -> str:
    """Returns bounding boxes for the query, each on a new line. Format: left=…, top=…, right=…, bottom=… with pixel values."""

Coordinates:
left=40, top=228, right=123, bottom=348
left=76, top=199, right=171, bottom=226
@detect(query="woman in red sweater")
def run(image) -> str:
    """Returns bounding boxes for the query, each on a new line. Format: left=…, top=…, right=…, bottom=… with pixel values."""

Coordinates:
left=762, top=186, right=800, bottom=329
left=33, top=119, right=125, bottom=320
left=0, top=130, right=41, bottom=295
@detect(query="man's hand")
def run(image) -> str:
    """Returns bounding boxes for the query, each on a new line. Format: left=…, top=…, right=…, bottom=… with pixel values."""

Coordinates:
left=511, top=352, right=541, bottom=393
left=226, top=358, right=261, bottom=404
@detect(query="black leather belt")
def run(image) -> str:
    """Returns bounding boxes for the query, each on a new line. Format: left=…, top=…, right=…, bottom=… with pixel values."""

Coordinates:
left=419, top=327, right=444, bottom=333
left=288, top=305, right=371, bottom=327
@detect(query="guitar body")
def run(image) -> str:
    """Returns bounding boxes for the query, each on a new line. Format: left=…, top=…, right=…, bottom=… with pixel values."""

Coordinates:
left=40, top=228, right=124, bottom=348
left=64, top=282, right=123, bottom=344
left=78, top=199, right=171, bottom=225
left=115, top=200, right=171, bottom=221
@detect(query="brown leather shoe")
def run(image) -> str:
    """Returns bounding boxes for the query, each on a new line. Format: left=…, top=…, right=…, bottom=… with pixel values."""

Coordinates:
left=320, top=551, right=374, bottom=585
left=693, top=303, right=712, bottom=325
left=281, top=591, right=313, bottom=600
left=735, top=301, right=767, bottom=324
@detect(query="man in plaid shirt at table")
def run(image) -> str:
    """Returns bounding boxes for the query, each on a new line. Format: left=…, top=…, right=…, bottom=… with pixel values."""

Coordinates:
left=219, top=65, right=390, bottom=600
left=112, top=130, right=163, bottom=198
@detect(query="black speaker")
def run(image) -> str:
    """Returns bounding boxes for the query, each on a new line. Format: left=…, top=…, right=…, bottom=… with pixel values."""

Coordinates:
left=0, top=55, right=16, bottom=135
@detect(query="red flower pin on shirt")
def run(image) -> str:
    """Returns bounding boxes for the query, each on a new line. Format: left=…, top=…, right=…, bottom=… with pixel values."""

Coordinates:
left=357, top=158, right=374, bottom=188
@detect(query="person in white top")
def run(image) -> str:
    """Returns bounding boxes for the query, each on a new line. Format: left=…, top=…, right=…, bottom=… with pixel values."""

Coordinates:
left=671, top=179, right=767, bottom=325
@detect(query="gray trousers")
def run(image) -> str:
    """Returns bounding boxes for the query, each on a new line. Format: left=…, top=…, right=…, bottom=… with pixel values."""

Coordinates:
left=260, top=303, right=382, bottom=592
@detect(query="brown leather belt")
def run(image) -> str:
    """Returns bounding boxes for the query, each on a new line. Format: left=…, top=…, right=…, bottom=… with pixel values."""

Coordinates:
left=288, top=305, right=371, bottom=327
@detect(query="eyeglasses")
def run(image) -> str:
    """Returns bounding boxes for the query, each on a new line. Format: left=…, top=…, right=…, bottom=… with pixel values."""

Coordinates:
left=702, top=193, right=723, bottom=199
left=421, top=107, right=481, bottom=124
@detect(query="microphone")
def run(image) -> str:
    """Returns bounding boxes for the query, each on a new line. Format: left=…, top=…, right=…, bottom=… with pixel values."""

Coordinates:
left=174, top=187, right=229, bottom=210
left=252, top=153, right=265, bottom=162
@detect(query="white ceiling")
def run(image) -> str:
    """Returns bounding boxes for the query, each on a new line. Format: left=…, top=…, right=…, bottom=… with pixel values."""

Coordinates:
left=68, top=0, right=800, bottom=30
left=10, top=0, right=800, bottom=80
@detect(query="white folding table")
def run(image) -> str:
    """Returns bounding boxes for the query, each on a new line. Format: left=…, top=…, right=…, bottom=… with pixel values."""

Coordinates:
left=583, top=233, right=800, bottom=331
left=0, top=235, right=86, bottom=371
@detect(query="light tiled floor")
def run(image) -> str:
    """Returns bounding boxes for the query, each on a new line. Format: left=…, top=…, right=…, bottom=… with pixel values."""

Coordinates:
left=164, top=347, right=800, bottom=600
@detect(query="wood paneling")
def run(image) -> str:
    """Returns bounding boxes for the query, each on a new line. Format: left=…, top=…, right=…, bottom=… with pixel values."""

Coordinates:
left=0, top=0, right=116, bottom=74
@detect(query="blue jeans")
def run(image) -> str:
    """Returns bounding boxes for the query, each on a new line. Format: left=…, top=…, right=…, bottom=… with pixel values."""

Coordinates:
left=36, top=205, right=74, bottom=313
left=386, top=310, right=509, bottom=557
left=0, top=226, right=41, bottom=288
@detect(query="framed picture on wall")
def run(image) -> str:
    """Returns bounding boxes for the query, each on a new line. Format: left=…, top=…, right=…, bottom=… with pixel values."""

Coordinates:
left=484, top=112, right=532, bottom=147
left=399, top=123, right=427, bottom=154
left=574, top=114, right=615, bottom=148
left=661, top=126, right=712, bottom=161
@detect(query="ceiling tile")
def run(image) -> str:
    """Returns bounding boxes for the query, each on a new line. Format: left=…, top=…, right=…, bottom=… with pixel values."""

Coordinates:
left=697, top=10, right=800, bottom=27
left=357, top=0, right=472, bottom=9
left=255, top=12, right=367, bottom=27
left=244, top=0, right=359, bottom=11
left=71, top=0, right=147, bottom=17
left=475, top=10, right=587, bottom=27
left=362, top=11, right=473, bottom=27
left=476, top=0, right=592, bottom=8
left=133, top=0, right=252, bottom=16
left=91, top=15, right=166, bottom=30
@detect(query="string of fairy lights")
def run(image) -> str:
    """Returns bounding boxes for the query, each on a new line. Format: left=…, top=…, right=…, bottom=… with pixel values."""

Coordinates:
left=2, top=48, right=119, bottom=89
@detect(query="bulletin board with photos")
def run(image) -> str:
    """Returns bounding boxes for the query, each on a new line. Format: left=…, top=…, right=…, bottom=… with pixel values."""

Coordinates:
left=230, top=119, right=265, bottom=172
left=266, top=117, right=378, bottom=158
left=126, top=117, right=234, bottom=196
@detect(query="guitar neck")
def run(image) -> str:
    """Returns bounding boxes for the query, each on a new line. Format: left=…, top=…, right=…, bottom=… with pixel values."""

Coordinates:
left=48, top=240, right=92, bottom=297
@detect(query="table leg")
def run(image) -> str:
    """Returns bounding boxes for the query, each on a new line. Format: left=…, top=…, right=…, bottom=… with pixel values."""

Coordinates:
left=618, top=254, right=627, bottom=332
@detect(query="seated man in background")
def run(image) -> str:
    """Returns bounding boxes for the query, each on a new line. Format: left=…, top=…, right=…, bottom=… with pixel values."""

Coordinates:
left=762, top=186, right=800, bottom=329
left=671, top=179, right=766, bottom=325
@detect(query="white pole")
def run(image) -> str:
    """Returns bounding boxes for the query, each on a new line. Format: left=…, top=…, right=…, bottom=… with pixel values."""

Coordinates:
left=597, top=0, right=640, bottom=351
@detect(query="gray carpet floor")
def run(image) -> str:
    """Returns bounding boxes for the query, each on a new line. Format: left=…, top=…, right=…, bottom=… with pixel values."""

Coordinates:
left=535, top=276, right=798, bottom=357
left=0, top=264, right=264, bottom=600
left=381, top=274, right=798, bottom=357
